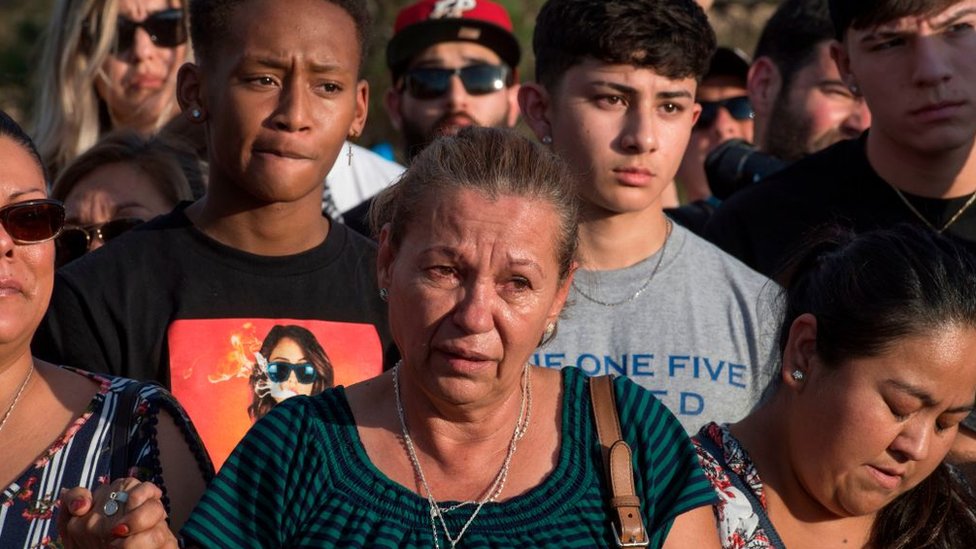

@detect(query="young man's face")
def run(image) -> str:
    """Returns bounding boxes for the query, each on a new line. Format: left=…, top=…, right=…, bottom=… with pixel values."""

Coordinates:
left=386, top=42, right=519, bottom=158
left=543, top=59, right=699, bottom=215
left=190, top=0, right=367, bottom=203
left=835, top=1, right=976, bottom=155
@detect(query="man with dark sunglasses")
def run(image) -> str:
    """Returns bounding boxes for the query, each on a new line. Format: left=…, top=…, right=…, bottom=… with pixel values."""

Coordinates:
left=340, top=0, right=522, bottom=237
left=675, top=47, right=755, bottom=208
left=384, top=0, right=521, bottom=161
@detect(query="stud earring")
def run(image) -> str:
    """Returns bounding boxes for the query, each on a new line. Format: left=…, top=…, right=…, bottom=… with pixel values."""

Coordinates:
left=541, top=136, right=553, bottom=145
left=190, top=108, right=202, bottom=120
left=379, top=288, right=389, bottom=302
left=848, top=82, right=860, bottom=95
left=791, top=370, right=805, bottom=382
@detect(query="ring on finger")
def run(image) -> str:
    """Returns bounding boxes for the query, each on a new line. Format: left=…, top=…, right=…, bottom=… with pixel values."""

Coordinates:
left=103, top=490, right=129, bottom=516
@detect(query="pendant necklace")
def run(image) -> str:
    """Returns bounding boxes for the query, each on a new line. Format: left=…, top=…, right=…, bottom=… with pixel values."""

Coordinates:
left=888, top=183, right=976, bottom=234
left=573, top=219, right=673, bottom=307
left=393, top=361, right=531, bottom=549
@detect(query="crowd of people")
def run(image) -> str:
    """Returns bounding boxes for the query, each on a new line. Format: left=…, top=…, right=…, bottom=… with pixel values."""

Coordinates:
left=1, top=0, right=975, bottom=547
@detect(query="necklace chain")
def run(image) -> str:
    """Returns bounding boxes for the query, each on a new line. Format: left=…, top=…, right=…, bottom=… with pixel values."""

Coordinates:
left=393, top=361, right=531, bottom=549
left=0, top=365, right=34, bottom=435
left=573, top=219, right=673, bottom=307
left=888, top=184, right=976, bottom=234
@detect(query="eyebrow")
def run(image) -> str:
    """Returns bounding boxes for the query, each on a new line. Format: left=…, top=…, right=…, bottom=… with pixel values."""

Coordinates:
left=421, top=246, right=546, bottom=275
left=932, top=7, right=976, bottom=29
left=246, top=56, right=344, bottom=74
left=885, top=379, right=976, bottom=414
left=9, top=189, right=46, bottom=200
left=591, top=80, right=693, bottom=100
left=861, top=7, right=976, bottom=43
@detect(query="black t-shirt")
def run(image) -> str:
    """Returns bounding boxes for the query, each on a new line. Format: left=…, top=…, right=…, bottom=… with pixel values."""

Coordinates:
left=33, top=205, right=397, bottom=466
left=704, top=134, right=976, bottom=278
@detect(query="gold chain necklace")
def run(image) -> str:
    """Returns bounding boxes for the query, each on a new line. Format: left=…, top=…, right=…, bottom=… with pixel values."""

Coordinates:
left=0, top=365, right=34, bottom=436
left=572, top=219, right=673, bottom=307
left=888, top=184, right=976, bottom=234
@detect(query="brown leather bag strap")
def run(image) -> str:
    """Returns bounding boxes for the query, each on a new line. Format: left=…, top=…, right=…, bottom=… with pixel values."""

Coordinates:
left=590, top=375, right=649, bottom=547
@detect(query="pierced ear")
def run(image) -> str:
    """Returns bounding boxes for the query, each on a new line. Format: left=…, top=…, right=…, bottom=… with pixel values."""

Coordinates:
left=349, top=79, right=369, bottom=138
left=177, top=62, right=206, bottom=122
left=747, top=57, right=780, bottom=119
left=782, top=313, right=818, bottom=389
left=517, top=83, right=553, bottom=142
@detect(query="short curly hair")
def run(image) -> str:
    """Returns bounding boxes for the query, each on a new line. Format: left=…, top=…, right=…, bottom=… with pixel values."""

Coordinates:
left=189, top=0, right=371, bottom=73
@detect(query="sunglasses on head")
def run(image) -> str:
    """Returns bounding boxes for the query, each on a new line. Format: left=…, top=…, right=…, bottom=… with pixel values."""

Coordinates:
left=695, top=96, right=754, bottom=129
left=115, top=8, right=187, bottom=53
left=402, top=64, right=511, bottom=100
left=55, top=218, right=144, bottom=267
left=266, top=361, right=318, bottom=385
left=0, top=199, right=65, bottom=245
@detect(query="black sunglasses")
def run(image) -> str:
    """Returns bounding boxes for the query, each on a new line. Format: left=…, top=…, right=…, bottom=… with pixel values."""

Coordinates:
left=0, top=199, right=65, bottom=245
left=696, top=96, right=754, bottom=129
left=402, top=64, right=511, bottom=100
left=55, top=218, right=144, bottom=267
left=115, top=8, right=187, bottom=53
left=266, top=362, right=318, bottom=385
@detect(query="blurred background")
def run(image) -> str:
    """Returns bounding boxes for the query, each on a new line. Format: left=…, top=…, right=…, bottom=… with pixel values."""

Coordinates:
left=0, top=0, right=780, bottom=158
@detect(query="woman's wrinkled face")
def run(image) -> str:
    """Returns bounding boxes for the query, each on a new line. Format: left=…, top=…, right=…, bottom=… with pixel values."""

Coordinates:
left=0, top=138, right=56, bottom=349
left=94, top=0, right=187, bottom=134
left=790, top=321, right=976, bottom=518
left=378, top=188, right=572, bottom=406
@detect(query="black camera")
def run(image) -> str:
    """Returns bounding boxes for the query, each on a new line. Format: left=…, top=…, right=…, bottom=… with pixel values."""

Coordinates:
left=705, top=139, right=787, bottom=200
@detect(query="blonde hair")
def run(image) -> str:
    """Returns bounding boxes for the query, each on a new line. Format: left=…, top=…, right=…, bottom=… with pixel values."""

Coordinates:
left=32, top=0, right=187, bottom=179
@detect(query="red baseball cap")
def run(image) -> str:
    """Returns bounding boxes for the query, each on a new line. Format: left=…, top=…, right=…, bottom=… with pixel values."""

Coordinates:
left=387, top=0, right=521, bottom=80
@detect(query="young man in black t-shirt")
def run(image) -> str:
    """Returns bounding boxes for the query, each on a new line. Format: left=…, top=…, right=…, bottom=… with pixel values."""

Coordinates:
left=33, top=0, right=396, bottom=469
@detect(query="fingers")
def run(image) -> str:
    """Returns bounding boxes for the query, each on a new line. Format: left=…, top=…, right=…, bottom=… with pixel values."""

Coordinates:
left=59, top=478, right=171, bottom=549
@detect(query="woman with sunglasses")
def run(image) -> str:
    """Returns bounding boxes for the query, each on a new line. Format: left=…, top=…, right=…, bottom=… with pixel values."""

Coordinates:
left=248, top=325, right=335, bottom=422
left=33, top=0, right=189, bottom=176
left=0, top=111, right=212, bottom=548
left=51, top=130, right=198, bottom=267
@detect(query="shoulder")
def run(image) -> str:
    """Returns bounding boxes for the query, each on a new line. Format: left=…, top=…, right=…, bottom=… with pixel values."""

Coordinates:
left=671, top=225, right=778, bottom=293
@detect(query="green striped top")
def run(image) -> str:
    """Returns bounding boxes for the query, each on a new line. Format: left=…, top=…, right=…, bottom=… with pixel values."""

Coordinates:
left=182, top=367, right=717, bottom=548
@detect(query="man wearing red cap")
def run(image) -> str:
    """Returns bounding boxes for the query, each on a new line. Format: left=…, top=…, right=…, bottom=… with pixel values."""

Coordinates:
left=384, top=0, right=521, bottom=161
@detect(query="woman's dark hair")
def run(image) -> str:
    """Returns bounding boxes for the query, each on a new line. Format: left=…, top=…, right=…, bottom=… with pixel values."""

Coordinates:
left=532, top=0, right=716, bottom=90
left=778, top=223, right=976, bottom=548
left=189, top=0, right=371, bottom=73
left=369, top=126, right=579, bottom=282
left=248, top=325, right=334, bottom=421
left=0, top=110, right=47, bottom=184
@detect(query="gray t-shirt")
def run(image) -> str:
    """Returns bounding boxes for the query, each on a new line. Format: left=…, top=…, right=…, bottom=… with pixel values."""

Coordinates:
left=533, top=223, right=780, bottom=433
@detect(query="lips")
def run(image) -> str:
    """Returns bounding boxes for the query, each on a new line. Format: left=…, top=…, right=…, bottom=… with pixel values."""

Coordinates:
left=909, top=100, right=966, bottom=123
left=252, top=146, right=314, bottom=161
left=613, top=167, right=655, bottom=186
left=127, top=74, right=166, bottom=91
left=866, top=464, right=905, bottom=490
left=0, top=278, right=25, bottom=296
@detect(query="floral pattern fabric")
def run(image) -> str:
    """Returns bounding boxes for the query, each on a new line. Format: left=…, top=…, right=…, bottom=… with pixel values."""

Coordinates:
left=0, top=367, right=212, bottom=549
left=693, top=422, right=776, bottom=549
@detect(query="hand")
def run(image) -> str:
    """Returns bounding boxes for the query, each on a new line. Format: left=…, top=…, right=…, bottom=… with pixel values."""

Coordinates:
left=58, top=477, right=178, bottom=548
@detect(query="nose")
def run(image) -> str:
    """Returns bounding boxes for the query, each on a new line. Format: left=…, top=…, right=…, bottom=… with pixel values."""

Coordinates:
left=710, top=107, right=747, bottom=141
left=444, top=74, right=471, bottom=110
left=911, top=35, right=952, bottom=87
left=272, top=80, right=312, bottom=132
left=0, top=220, right=16, bottom=258
left=129, top=27, right=158, bottom=61
left=618, top=108, right=658, bottom=153
left=890, top=420, right=931, bottom=462
left=451, top=278, right=494, bottom=335
left=841, top=98, right=872, bottom=138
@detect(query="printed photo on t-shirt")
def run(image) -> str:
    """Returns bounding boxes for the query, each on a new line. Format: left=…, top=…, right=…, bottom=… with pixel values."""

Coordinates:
left=168, top=318, right=383, bottom=469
